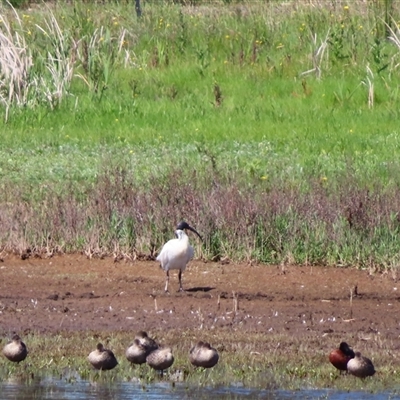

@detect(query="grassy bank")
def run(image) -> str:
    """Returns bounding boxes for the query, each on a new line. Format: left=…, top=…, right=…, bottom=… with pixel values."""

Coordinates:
left=1, top=1, right=400, bottom=268
left=0, top=330, right=398, bottom=393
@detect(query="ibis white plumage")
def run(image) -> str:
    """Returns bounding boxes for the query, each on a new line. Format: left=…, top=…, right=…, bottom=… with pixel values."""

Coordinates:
left=156, top=221, right=202, bottom=292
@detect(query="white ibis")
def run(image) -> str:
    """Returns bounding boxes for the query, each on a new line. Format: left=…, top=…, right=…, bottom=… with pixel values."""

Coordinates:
left=156, top=221, right=202, bottom=292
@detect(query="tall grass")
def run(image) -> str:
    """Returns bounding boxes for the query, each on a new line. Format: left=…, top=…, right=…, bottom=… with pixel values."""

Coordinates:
left=1, top=1, right=400, bottom=269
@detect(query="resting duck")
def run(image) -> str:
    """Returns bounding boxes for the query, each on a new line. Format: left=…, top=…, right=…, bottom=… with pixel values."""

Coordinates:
left=2, top=334, right=28, bottom=363
left=347, top=352, right=375, bottom=378
left=146, top=346, right=174, bottom=371
left=126, top=331, right=158, bottom=365
left=189, top=341, right=219, bottom=368
left=329, top=342, right=355, bottom=372
left=88, top=343, right=118, bottom=371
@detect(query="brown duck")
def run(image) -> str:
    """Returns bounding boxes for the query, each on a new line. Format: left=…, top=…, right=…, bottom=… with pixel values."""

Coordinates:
left=126, top=331, right=158, bottom=365
left=189, top=341, right=219, bottom=368
left=88, top=343, right=118, bottom=371
left=2, top=334, right=28, bottom=363
left=146, top=346, right=174, bottom=371
left=347, top=351, right=375, bottom=378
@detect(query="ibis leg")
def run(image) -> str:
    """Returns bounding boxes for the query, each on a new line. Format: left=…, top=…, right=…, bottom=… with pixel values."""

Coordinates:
left=178, top=270, right=184, bottom=291
left=165, top=270, right=169, bottom=292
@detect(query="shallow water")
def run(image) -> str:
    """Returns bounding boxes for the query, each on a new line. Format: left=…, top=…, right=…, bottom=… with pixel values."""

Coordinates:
left=0, top=379, right=398, bottom=400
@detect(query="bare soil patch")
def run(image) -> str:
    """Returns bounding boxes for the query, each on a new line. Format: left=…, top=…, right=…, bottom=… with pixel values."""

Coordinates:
left=0, top=255, right=399, bottom=342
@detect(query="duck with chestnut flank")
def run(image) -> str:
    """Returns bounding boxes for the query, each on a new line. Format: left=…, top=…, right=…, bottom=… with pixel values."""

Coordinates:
left=329, top=342, right=355, bottom=372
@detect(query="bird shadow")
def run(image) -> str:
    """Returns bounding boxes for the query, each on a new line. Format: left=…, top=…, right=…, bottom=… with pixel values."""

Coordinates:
left=185, top=286, right=215, bottom=293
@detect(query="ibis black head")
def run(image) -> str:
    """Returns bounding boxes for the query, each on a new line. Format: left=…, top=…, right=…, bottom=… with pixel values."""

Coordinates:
left=176, top=221, right=203, bottom=241
left=339, top=342, right=355, bottom=358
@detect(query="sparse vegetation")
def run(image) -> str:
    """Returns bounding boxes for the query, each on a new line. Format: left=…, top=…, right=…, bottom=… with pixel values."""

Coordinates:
left=1, top=1, right=400, bottom=270
left=0, top=330, right=398, bottom=393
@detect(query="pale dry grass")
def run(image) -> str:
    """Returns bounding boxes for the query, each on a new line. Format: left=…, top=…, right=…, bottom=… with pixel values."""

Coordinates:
left=34, top=8, right=75, bottom=109
left=0, top=5, right=31, bottom=121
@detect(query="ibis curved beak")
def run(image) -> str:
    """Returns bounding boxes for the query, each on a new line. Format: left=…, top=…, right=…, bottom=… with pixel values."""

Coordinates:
left=176, top=221, right=203, bottom=241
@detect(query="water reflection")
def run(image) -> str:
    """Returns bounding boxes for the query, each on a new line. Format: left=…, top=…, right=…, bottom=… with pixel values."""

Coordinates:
left=0, top=378, right=398, bottom=400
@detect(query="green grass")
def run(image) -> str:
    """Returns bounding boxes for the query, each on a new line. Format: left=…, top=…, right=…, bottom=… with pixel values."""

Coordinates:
left=0, top=330, right=399, bottom=393
left=1, top=1, right=400, bottom=267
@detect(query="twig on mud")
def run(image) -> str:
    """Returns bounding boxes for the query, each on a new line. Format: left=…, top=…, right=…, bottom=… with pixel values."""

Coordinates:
left=349, top=287, right=353, bottom=319
left=198, top=307, right=204, bottom=330
left=232, top=291, right=238, bottom=314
